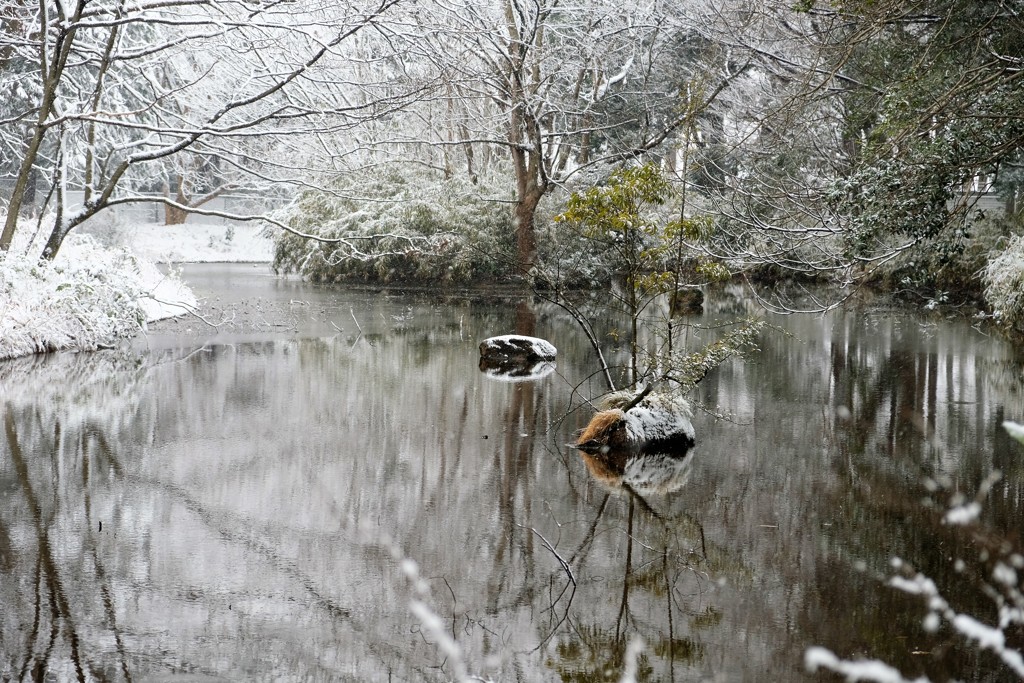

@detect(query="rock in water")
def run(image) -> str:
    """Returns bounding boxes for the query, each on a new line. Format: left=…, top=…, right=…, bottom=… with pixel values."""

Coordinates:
left=479, top=335, right=557, bottom=382
left=479, top=335, right=557, bottom=362
left=576, top=391, right=695, bottom=494
left=576, top=390, right=694, bottom=455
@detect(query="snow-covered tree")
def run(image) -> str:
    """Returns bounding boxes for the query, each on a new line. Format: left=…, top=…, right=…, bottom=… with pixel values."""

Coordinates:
left=397, top=0, right=750, bottom=275
left=691, top=0, right=1024, bottom=304
left=0, top=0, right=414, bottom=260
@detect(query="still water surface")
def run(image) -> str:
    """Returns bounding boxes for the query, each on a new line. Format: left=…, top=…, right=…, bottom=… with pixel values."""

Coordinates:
left=2, top=264, right=1023, bottom=681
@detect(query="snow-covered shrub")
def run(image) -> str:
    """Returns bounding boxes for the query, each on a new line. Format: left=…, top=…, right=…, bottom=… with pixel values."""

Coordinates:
left=982, top=233, right=1024, bottom=330
left=76, top=210, right=131, bottom=249
left=272, top=167, right=516, bottom=285
left=0, top=233, right=195, bottom=360
left=271, top=166, right=619, bottom=288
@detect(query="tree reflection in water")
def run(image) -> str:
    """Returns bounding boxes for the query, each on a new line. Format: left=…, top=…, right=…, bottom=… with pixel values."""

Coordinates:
left=555, top=441, right=708, bottom=682
left=1, top=352, right=144, bottom=682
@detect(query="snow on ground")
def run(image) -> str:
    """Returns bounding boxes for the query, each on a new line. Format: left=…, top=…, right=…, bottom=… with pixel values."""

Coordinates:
left=1, top=217, right=272, bottom=361
left=117, top=222, right=274, bottom=264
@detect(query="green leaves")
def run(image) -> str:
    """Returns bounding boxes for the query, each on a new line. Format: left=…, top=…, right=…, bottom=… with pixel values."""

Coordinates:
left=556, top=164, right=672, bottom=239
left=832, top=0, right=1024, bottom=253
left=556, top=163, right=729, bottom=294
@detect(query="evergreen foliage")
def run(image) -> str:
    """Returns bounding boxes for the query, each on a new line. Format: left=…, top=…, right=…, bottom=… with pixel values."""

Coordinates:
left=824, top=0, right=1024, bottom=261
left=555, top=164, right=728, bottom=299
left=271, top=168, right=516, bottom=285
left=554, top=163, right=742, bottom=386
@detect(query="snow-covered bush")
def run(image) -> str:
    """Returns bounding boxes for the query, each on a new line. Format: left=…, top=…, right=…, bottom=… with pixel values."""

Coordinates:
left=271, top=167, right=517, bottom=285
left=0, top=233, right=195, bottom=360
left=76, top=210, right=132, bottom=249
left=982, top=233, right=1024, bottom=330
left=271, top=166, right=618, bottom=288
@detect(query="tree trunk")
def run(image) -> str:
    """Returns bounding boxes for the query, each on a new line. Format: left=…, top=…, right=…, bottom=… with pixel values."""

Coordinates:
left=40, top=170, right=73, bottom=260
left=3, top=2, right=82, bottom=252
left=514, top=188, right=541, bottom=276
left=164, top=179, right=190, bottom=225
left=40, top=226, right=67, bottom=261
left=509, top=122, right=543, bottom=275
left=1, top=131, right=47, bottom=251
left=22, top=167, right=38, bottom=216
left=165, top=203, right=189, bottom=226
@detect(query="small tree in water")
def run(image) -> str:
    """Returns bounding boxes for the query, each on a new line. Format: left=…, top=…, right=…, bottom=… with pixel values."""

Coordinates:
left=555, top=163, right=741, bottom=389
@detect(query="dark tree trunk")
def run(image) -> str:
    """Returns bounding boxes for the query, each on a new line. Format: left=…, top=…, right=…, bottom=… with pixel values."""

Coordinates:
left=514, top=188, right=541, bottom=276
left=41, top=221, right=70, bottom=260
left=1, top=130, right=48, bottom=250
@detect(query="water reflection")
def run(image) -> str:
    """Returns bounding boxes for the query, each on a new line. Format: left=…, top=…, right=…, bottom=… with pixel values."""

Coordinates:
left=560, top=438, right=705, bottom=681
left=580, top=448, right=694, bottom=496
left=0, top=269, right=1021, bottom=681
left=479, top=357, right=556, bottom=382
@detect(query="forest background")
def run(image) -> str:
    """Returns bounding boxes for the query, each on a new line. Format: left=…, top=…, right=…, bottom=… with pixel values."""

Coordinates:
left=2, top=0, right=1024, bottom=351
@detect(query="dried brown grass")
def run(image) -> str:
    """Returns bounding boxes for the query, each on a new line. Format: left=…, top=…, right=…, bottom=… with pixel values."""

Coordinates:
left=577, top=409, right=624, bottom=445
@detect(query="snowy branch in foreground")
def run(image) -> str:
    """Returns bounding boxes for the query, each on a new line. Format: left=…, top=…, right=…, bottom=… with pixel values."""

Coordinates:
left=804, top=647, right=930, bottom=683
left=806, top=422, right=1024, bottom=682
left=1006, top=421, right=1024, bottom=444
left=359, top=523, right=474, bottom=683
left=886, top=562, right=1024, bottom=679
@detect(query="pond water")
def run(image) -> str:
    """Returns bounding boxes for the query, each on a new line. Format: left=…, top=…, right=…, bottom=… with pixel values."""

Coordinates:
left=2, top=264, right=1023, bottom=682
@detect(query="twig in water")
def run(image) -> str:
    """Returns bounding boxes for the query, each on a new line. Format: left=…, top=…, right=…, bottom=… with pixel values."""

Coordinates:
left=441, top=576, right=458, bottom=641
left=147, top=345, right=213, bottom=368
left=349, top=308, right=363, bottom=334
left=524, top=526, right=575, bottom=586
left=522, top=525, right=577, bottom=652
left=166, top=299, right=235, bottom=329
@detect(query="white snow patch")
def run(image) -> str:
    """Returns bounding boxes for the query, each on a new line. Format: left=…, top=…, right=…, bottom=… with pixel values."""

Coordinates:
left=408, top=599, right=467, bottom=681
left=0, top=214, right=277, bottom=360
left=943, top=501, right=982, bottom=526
left=625, top=403, right=696, bottom=443
left=483, top=334, right=557, bottom=358
left=950, top=613, right=1024, bottom=675
left=952, top=614, right=1005, bottom=650
left=993, top=562, right=1018, bottom=588
left=1005, top=421, right=1024, bottom=444
left=119, top=222, right=273, bottom=263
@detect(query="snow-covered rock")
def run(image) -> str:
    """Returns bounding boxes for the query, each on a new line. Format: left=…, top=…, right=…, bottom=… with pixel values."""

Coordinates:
left=576, top=390, right=695, bottom=455
left=479, top=334, right=557, bottom=361
left=478, top=334, right=557, bottom=382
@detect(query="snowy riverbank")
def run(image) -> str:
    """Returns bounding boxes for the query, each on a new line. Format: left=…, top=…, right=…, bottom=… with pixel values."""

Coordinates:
left=0, top=220, right=273, bottom=361
left=112, top=221, right=274, bottom=264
